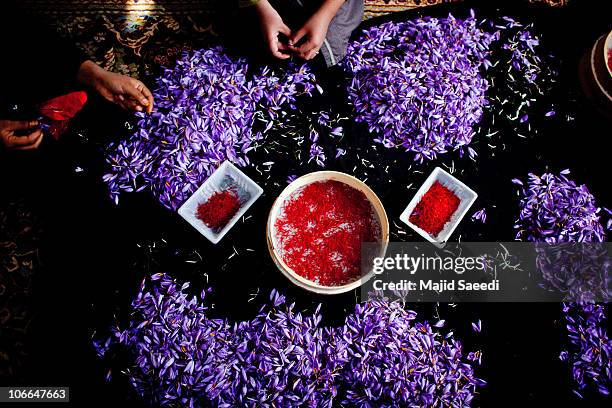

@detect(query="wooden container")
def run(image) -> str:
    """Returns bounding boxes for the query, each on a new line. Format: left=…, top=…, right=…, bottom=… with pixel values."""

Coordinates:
left=267, top=171, right=389, bottom=295
left=578, top=30, right=612, bottom=118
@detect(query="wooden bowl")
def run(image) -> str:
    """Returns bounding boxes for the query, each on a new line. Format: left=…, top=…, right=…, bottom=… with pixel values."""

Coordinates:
left=266, top=171, right=389, bottom=295
left=605, top=30, right=612, bottom=78
left=579, top=30, right=612, bottom=118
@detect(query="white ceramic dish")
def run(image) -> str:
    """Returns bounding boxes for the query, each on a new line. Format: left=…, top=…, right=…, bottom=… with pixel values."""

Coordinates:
left=399, top=167, right=477, bottom=247
left=178, top=161, right=263, bottom=244
left=267, top=171, right=389, bottom=295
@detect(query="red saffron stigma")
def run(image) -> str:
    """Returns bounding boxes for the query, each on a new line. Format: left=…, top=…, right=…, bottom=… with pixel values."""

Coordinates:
left=196, top=189, right=241, bottom=231
left=275, top=180, right=379, bottom=286
left=409, top=181, right=460, bottom=236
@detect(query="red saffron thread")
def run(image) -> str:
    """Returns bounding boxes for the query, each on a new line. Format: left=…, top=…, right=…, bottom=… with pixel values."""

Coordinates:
left=196, top=189, right=241, bottom=231
left=275, top=180, right=379, bottom=286
left=409, top=181, right=460, bottom=236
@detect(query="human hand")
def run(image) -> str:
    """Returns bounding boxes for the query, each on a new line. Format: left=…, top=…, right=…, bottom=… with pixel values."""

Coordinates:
left=77, top=61, right=154, bottom=113
left=288, top=11, right=332, bottom=61
left=0, top=119, right=43, bottom=150
left=289, top=0, right=344, bottom=61
left=254, top=0, right=292, bottom=60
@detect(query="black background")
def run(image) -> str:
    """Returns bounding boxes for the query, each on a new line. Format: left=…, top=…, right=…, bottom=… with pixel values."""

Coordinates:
left=0, top=0, right=610, bottom=407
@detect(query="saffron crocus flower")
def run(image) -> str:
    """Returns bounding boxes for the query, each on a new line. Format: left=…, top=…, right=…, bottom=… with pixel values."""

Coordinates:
left=343, top=14, right=495, bottom=162
left=94, top=274, right=485, bottom=407
left=514, top=170, right=611, bottom=397
left=344, top=13, right=555, bottom=162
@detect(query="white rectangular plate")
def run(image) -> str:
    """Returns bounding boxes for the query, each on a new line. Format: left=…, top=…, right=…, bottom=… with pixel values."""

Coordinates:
left=178, top=161, right=263, bottom=244
left=399, top=167, right=477, bottom=247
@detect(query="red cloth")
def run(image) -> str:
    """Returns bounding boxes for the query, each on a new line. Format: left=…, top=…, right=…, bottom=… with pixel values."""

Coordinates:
left=39, top=91, right=88, bottom=139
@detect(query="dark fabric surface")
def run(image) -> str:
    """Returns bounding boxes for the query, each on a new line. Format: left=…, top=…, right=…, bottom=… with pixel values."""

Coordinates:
left=0, top=3, right=87, bottom=110
left=0, top=1, right=608, bottom=407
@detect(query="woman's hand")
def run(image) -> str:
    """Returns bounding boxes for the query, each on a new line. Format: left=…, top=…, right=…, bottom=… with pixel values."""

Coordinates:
left=254, top=0, right=292, bottom=60
left=77, top=60, right=154, bottom=113
left=289, top=0, right=344, bottom=60
left=288, top=13, right=330, bottom=60
left=0, top=119, right=43, bottom=150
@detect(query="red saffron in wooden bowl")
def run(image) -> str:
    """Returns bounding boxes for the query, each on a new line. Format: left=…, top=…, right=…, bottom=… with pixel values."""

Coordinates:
left=196, top=189, right=241, bottom=231
left=409, top=181, right=460, bottom=236
left=274, top=180, right=380, bottom=286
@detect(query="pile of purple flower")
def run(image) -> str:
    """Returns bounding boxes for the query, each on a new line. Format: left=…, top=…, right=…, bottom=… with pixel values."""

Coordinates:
left=94, top=273, right=485, bottom=407
left=103, top=46, right=317, bottom=210
left=217, top=291, right=339, bottom=406
left=344, top=13, right=495, bottom=162
left=534, top=242, right=610, bottom=303
left=344, top=13, right=557, bottom=162
left=513, top=171, right=606, bottom=243
left=92, top=274, right=235, bottom=406
left=514, top=171, right=611, bottom=397
left=337, top=299, right=484, bottom=406
left=561, top=302, right=611, bottom=398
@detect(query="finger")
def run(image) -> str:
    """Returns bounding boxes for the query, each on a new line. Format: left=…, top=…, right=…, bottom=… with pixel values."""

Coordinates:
left=277, top=41, right=291, bottom=52
left=122, top=97, right=145, bottom=112
left=293, top=39, right=316, bottom=54
left=131, top=80, right=152, bottom=107
left=4, top=120, right=39, bottom=131
left=289, top=27, right=308, bottom=47
left=295, top=42, right=317, bottom=59
left=114, top=91, right=145, bottom=112
left=97, top=88, right=115, bottom=103
left=9, top=129, right=43, bottom=148
left=14, top=132, right=44, bottom=150
left=124, top=81, right=151, bottom=107
left=139, top=84, right=154, bottom=113
left=278, top=23, right=291, bottom=38
left=271, top=47, right=291, bottom=60
left=268, top=36, right=290, bottom=60
left=305, top=47, right=320, bottom=60
left=112, top=95, right=127, bottom=110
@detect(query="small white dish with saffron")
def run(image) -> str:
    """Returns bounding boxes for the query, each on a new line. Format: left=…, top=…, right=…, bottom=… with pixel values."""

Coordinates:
left=179, top=161, right=263, bottom=244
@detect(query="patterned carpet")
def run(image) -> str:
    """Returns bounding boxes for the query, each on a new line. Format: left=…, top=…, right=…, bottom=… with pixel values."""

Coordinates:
left=1, top=0, right=568, bottom=383
left=0, top=200, right=41, bottom=380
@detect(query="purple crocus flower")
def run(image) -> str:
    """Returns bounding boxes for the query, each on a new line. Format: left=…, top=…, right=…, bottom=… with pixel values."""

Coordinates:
left=471, top=208, right=487, bottom=223
left=514, top=171, right=611, bottom=397
left=94, top=274, right=485, bottom=407
left=343, top=14, right=495, bottom=162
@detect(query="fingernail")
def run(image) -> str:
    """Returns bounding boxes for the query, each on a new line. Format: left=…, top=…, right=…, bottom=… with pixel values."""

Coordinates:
left=135, top=106, right=143, bottom=112
left=141, top=99, right=149, bottom=105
